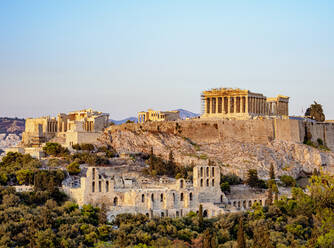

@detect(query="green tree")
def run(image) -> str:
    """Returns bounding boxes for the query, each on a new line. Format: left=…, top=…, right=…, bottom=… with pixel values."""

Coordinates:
left=237, top=217, right=246, bottom=248
left=305, top=101, right=325, bottom=122
left=269, top=163, right=275, bottom=180
left=67, top=162, right=81, bottom=175
left=199, top=204, right=203, bottom=228
left=279, top=175, right=296, bottom=187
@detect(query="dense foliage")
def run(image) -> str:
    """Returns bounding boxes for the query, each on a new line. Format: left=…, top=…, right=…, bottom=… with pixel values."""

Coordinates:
left=0, top=172, right=333, bottom=247
left=143, top=149, right=193, bottom=179
left=305, top=101, right=325, bottom=122
left=43, top=142, right=69, bottom=157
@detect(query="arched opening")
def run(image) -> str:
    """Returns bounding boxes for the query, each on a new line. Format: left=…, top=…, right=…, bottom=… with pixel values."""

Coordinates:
left=161, top=212, right=164, bottom=217
left=92, top=182, right=95, bottom=192
left=99, top=181, right=102, bottom=192
left=92, top=168, right=96, bottom=180
left=106, top=181, right=109, bottom=192
left=176, top=211, right=179, bottom=217
left=259, top=200, right=263, bottom=205
left=206, top=179, right=209, bottom=187
left=243, top=200, right=246, bottom=208
left=220, top=195, right=223, bottom=203
left=200, top=167, right=203, bottom=177
left=203, top=210, right=208, bottom=217
left=113, top=197, right=118, bottom=206
left=238, top=201, right=241, bottom=208
left=206, top=167, right=209, bottom=177
left=151, top=194, right=154, bottom=202
left=200, top=179, right=203, bottom=187
left=146, top=213, right=149, bottom=217
left=180, top=180, right=184, bottom=188
left=160, top=193, right=164, bottom=202
left=249, top=200, right=252, bottom=207
left=233, top=202, right=236, bottom=207
left=189, top=192, right=193, bottom=201
left=173, top=193, right=175, bottom=202
left=142, top=194, right=145, bottom=203
left=180, top=193, right=184, bottom=201
left=212, top=167, right=215, bottom=177
left=212, top=179, right=214, bottom=187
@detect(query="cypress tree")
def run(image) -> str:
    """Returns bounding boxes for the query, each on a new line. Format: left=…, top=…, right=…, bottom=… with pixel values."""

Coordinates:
left=199, top=204, right=203, bottom=228
left=266, top=187, right=273, bottom=206
left=237, top=217, right=246, bottom=248
left=269, top=163, right=275, bottom=180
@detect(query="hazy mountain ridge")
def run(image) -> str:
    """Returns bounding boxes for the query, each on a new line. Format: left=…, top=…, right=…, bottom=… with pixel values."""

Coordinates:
left=109, top=109, right=199, bottom=125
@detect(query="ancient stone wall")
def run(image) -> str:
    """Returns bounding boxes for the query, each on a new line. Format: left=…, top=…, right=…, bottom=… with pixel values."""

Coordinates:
left=108, top=119, right=334, bottom=152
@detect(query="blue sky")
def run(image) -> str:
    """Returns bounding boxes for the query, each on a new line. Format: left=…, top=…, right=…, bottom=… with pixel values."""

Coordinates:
left=1, top=1, right=333, bottom=119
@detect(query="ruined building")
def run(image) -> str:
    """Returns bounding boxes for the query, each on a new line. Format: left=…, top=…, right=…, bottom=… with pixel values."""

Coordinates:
left=64, top=165, right=230, bottom=218
left=22, top=108, right=109, bottom=147
left=138, top=109, right=180, bottom=123
left=201, top=88, right=289, bottom=119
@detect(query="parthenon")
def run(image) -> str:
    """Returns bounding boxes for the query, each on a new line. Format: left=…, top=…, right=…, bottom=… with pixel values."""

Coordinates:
left=201, top=88, right=289, bottom=119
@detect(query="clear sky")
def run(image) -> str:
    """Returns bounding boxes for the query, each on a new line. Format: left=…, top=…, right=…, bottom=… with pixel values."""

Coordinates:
left=1, top=1, right=333, bottom=120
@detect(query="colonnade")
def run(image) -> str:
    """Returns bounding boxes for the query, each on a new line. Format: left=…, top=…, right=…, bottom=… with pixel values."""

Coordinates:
left=204, top=95, right=289, bottom=116
left=47, top=121, right=57, bottom=133
left=84, top=121, right=94, bottom=132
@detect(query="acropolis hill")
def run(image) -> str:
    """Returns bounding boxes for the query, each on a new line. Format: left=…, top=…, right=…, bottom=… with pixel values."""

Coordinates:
left=102, top=118, right=334, bottom=179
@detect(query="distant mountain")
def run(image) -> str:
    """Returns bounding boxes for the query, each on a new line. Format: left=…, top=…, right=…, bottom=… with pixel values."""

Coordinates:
left=0, top=117, right=25, bottom=134
left=109, top=117, right=138, bottom=125
left=174, top=109, right=200, bottom=120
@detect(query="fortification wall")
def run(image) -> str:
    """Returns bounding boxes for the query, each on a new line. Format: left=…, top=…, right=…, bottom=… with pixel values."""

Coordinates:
left=108, top=119, right=334, bottom=151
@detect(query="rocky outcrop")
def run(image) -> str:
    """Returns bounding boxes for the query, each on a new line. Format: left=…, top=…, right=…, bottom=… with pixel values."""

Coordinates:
left=0, top=118, right=24, bottom=150
left=100, top=121, right=334, bottom=179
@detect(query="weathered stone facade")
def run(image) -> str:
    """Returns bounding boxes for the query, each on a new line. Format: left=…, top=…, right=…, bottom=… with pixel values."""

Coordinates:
left=63, top=165, right=230, bottom=218
left=201, top=88, right=289, bottom=119
left=22, top=108, right=109, bottom=147
left=138, top=109, right=180, bottom=123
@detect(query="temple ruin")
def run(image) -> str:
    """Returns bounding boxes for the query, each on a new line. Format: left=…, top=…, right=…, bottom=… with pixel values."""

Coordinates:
left=22, top=108, right=109, bottom=147
left=138, top=109, right=180, bottom=123
left=201, top=88, right=289, bottom=119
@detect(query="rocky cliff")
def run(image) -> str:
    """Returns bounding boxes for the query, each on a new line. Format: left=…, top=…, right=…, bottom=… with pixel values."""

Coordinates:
left=100, top=120, right=334, bottom=179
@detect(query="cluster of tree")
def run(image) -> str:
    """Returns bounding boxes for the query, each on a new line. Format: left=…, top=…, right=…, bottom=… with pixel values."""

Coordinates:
left=0, top=171, right=333, bottom=247
left=72, top=143, right=95, bottom=151
left=305, top=101, right=325, bottom=122
left=43, top=142, right=69, bottom=157
left=0, top=152, right=41, bottom=185
left=245, top=169, right=267, bottom=189
left=143, top=149, right=192, bottom=179
left=220, top=173, right=243, bottom=193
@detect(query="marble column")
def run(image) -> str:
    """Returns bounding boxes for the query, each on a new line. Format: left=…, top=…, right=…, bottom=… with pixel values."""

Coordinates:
left=234, top=96, right=237, bottom=113
left=228, top=97, right=231, bottom=114
left=245, top=96, right=249, bottom=113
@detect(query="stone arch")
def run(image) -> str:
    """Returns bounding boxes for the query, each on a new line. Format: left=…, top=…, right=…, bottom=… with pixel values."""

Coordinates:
left=259, top=199, right=263, bottom=206
left=200, top=179, right=203, bottom=187
left=146, top=213, right=149, bottom=217
left=200, top=167, right=203, bottom=177
left=212, top=179, right=214, bottom=187
left=206, top=179, right=209, bottom=187
left=220, top=195, right=223, bottom=203
left=203, top=210, right=208, bottom=217
left=92, top=182, right=95, bottom=192
left=233, top=201, right=236, bottom=207
left=249, top=200, right=252, bottom=208
left=113, top=197, right=118, bottom=206
left=238, top=201, right=241, bottom=208
left=176, top=211, right=179, bottom=217
left=189, top=192, right=193, bottom=201
left=161, top=212, right=164, bottom=217
left=243, top=200, right=246, bottom=208
left=151, top=193, right=154, bottom=202
left=142, top=194, right=145, bottom=203
left=180, top=193, right=184, bottom=201
left=160, top=193, right=164, bottom=202
left=206, top=167, right=209, bottom=177
left=180, top=180, right=184, bottom=188
left=212, top=167, right=215, bottom=177
left=106, top=181, right=109, bottom=192
left=173, top=193, right=175, bottom=203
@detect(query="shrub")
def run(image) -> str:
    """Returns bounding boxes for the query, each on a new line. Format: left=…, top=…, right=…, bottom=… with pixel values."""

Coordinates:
left=221, top=182, right=231, bottom=193
left=280, top=175, right=296, bottom=187
left=67, top=162, right=81, bottom=175
left=43, top=142, right=69, bottom=157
